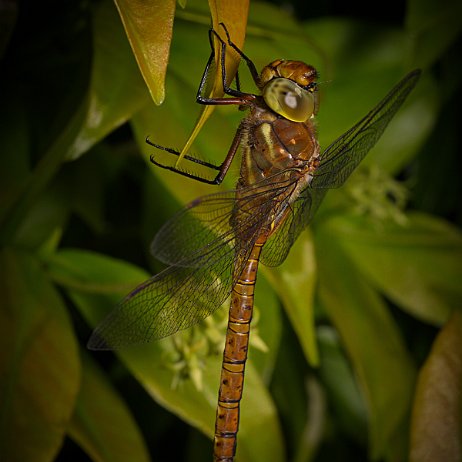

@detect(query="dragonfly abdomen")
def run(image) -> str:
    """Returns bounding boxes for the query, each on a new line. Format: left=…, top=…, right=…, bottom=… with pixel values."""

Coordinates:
left=213, top=241, right=264, bottom=461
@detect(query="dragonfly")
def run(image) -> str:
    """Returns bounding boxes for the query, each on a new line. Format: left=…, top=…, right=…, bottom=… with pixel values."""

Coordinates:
left=88, top=24, right=421, bottom=462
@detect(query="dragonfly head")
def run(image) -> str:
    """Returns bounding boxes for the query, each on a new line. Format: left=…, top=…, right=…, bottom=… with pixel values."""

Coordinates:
left=260, top=60, right=319, bottom=123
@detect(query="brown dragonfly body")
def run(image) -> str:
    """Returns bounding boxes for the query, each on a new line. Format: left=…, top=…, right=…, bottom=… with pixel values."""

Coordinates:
left=88, top=25, right=420, bottom=462
left=214, top=75, right=320, bottom=458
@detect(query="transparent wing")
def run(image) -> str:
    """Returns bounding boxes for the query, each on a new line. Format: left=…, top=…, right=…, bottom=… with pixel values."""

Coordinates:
left=261, top=187, right=328, bottom=267
left=260, top=202, right=298, bottom=267
left=311, top=69, right=421, bottom=189
left=88, top=250, right=234, bottom=350
left=151, top=173, right=299, bottom=267
left=88, top=174, right=297, bottom=350
left=151, top=192, right=237, bottom=267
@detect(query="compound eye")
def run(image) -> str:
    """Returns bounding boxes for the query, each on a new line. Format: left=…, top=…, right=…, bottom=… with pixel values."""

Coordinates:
left=262, top=78, right=315, bottom=122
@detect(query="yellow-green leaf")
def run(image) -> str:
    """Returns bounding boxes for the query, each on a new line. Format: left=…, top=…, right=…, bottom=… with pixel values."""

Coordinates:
left=66, top=0, right=150, bottom=161
left=114, top=0, right=176, bottom=105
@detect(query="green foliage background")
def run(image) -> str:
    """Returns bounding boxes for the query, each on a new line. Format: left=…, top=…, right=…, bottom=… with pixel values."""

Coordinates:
left=1, top=1, right=461, bottom=461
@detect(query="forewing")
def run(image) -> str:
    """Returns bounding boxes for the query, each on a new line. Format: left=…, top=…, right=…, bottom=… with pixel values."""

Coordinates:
left=311, top=70, right=421, bottom=189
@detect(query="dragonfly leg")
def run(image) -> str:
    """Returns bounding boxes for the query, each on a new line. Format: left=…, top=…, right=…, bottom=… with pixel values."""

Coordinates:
left=196, top=27, right=257, bottom=106
left=218, top=23, right=261, bottom=88
left=147, top=123, right=243, bottom=185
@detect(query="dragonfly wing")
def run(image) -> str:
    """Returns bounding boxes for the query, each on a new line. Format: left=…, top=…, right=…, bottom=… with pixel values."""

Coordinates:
left=89, top=179, right=291, bottom=350
left=151, top=173, right=308, bottom=267
left=311, top=70, right=421, bottom=189
left=88, top=243, right=237, bottom=350
left=260, top=187, right=328, bottom=267
left=151, top=191, right=237, bottom=267
left=260, top=201, right=298, bottom=267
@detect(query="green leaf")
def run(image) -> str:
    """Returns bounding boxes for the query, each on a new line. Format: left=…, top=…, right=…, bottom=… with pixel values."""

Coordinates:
left=113, top=0, right=176, bottom=105
left=69, top=354, right=150, bottom=462
left=132, top=3, right=326, bottom=197
left=249, top=272, right=283, bottom=382
left=327, top=212, right=462, bottom=325
left=0, top=2, right=93, bottom=244
left=132, top=77, right=239, bottom=201
left=316, top=233, right=416, bottom=461
left=0, top=96, right=89, bottom=246
left=366, top=74, right=437, bottom=174
left=410, top=310, right=462, bottom=462
left=271, top=325, right=325, bottom=460
left=10, top=182, right=69, bottom=250
left=111, top=343, right=284, bottom=462
left=0, top=249, right=80, bottom=462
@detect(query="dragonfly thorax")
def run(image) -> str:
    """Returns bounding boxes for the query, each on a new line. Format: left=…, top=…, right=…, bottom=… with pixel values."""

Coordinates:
left=239, top=103, right=320, bottom=189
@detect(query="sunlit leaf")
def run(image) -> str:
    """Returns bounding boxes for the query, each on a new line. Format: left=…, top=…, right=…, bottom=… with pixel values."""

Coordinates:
left=114, top=0, right=176, bottom=105
left=46, top=248, right=149, bottom=295
left=66, top=0, right=150, bottom=161
left=410, top=310, right=462, bottom=462
left=0, top=249, right=80, bottom=462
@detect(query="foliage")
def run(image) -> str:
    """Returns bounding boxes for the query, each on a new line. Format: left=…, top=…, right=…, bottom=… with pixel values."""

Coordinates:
left=0, top=0, right=461, bottom=461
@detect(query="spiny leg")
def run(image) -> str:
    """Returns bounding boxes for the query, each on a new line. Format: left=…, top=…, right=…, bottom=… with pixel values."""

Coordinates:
left=197, top=27, right=257, bottom=105
left=147, top=122, right=244, bottom=185
left=218, top=23, right=260, bottom=87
